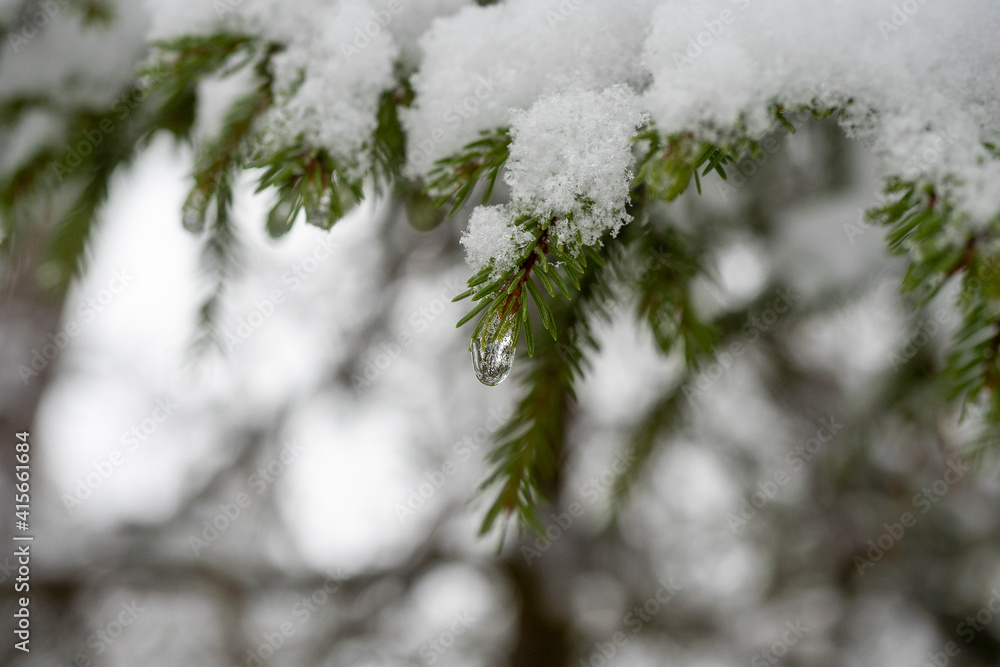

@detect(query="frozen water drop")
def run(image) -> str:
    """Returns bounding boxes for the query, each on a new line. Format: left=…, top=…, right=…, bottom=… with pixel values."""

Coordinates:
left=305, top=189, right=333, bottom=229
left=181, top=190, right=207, bottom=233
left=471, top=312, right=516, bottom=386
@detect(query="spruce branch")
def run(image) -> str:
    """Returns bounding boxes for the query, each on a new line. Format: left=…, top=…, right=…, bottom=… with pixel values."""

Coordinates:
left=190, top=171, right=241, bottom=356
left=455, top=212, right=600, bottom=363
left=0, top=33, right=267, bottom=295
left=176, top=42, right=277, bottom=351
left=611, top=383, right=687, bottom=506
left=477, top=239, right=617, bottom=540
left=869, top=172, right=1000, bottom=429
left=33, top=81, right=164, bottom=294
left=371, top=82, right=412, bottom=188
left=427, top=128, right=511, bottom=216
left=633, top=105, right=796, bottom=202
left=632, top=227, right=719, bottom=364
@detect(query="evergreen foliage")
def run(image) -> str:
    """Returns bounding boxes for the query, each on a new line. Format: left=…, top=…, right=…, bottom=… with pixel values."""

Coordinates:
left=3, top=26, right=999, bottom=540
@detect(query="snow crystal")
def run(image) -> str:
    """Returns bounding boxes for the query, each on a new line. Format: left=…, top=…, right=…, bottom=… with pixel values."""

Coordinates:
left=505, top=86, right=647, bottom=250
left=460, top=205, right=533, bottom=277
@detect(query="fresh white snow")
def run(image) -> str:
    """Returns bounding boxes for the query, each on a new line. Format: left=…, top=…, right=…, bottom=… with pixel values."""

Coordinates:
left=110, top=0, right=1000, bottom=267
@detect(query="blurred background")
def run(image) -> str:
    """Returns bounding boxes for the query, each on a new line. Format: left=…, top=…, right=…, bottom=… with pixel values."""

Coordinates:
left=3, top=2, right=1000, bottom=667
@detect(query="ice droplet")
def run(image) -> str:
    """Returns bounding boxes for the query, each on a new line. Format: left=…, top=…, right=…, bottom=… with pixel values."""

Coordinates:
left=181, top=190, right=207, bottom=233
left=471, top=311, right=516, bottom=386
left=305, top=189, right=333, bottom=229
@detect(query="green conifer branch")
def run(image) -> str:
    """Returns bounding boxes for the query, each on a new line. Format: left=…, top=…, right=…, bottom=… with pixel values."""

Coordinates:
left=869, top=179, right=1000, bottom=425
left=611, top=383, right=687, bottom=506
left=478, top=240, right=617, bottom=540
left=190, top=171, right=240, bottom=355
left=632, top=227, right=719, bottom=364
left=426, top=128, right=511, bottom=215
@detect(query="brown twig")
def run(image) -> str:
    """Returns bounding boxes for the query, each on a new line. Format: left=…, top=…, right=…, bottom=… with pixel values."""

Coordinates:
left=499, top=217, right=557, bottom=318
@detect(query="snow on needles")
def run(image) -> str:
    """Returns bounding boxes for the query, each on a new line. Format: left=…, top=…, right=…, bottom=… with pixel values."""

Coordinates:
left=402, top=0, right=658, bottom=173
left=264, top=0, right=398, bottom=177
left=461, top=205, right=534, bottom=278
left=457, top=0, right=999, bottom=269
left=144, top=0, right=1000, bottom=267
left=639, top=0, right=1000, bottom=228
left=507, top=87, right=647, bottom=249
left=146, top=0, right=470, bottom=175
left=462, top=87, right=645, bottom=277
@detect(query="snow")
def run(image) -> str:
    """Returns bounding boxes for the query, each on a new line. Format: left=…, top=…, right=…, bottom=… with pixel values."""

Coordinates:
left=371, top=0, right=473, bottom=69
left=0, top=109, right=63, bottom=176
left=640, top=0, right=1000, bottom=227
left=460, top=81, right=647, bottom=279
left=13, top=4, right=1000, bottom=658
left=405, top=0, right=1000, bottom=270
left=31, top=0, right=1000, bottom=271
left=0, top=0, right=149, bottom=108
left=403, top=0, right=659, bottom=173
left=263, top=0, right=399, bottom=177
left=460, top=204, right=532, bottom=278
left=149, top=0, right=400, bottom=176
left=505, top=86, right=647, bottom=252
left=146, top=0, right=471, bottom=177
